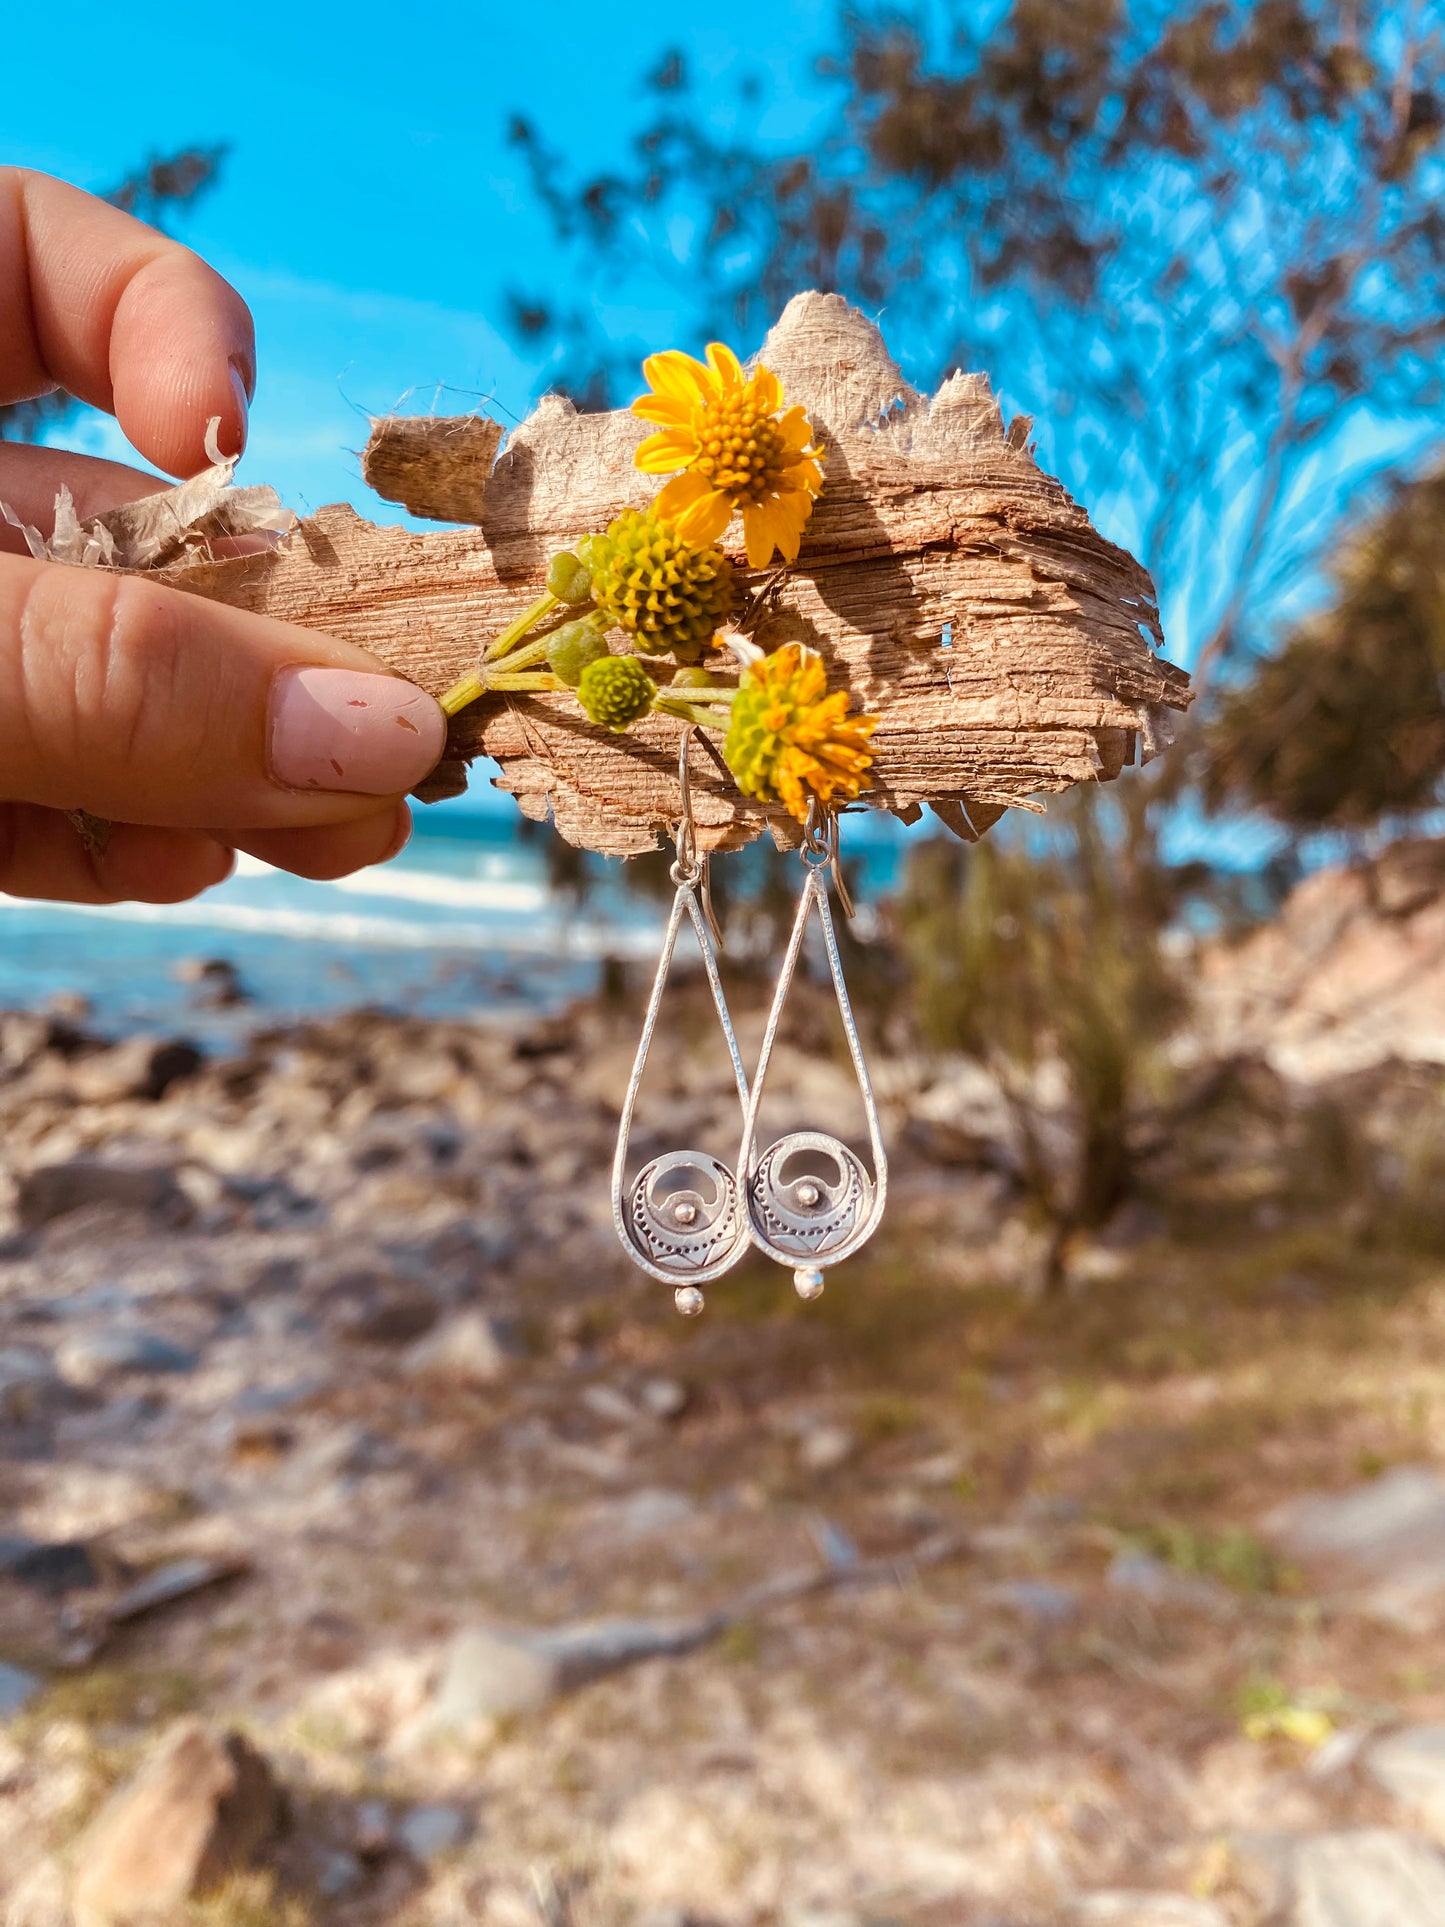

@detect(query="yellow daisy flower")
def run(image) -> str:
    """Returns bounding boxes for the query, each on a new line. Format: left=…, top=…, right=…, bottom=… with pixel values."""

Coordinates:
left=724, top=642, right=877, bottom=821
left=632, top=343, right=824, bottom=568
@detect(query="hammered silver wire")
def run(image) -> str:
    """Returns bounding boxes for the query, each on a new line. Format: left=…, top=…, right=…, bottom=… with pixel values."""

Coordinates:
left=736, top=806, right=887, bottom=1272
left=610, top=732, right=752, bottom=1288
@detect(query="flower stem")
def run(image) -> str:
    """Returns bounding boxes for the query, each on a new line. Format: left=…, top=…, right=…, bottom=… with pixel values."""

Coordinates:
left=654, top=692, right=737, bottom=729
left=439, top=664, right=565, bottom=714
left=484, top=591, right=560, bottom=663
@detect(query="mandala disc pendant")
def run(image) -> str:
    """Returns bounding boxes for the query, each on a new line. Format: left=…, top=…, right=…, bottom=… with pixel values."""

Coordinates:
left=736, top=808, right=887, bottom=1299
left=611, top=737, right=751, bottom=1313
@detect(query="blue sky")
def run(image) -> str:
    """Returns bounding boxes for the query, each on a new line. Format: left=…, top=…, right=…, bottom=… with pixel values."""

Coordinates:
left=6, top=4, right=837, bottom=515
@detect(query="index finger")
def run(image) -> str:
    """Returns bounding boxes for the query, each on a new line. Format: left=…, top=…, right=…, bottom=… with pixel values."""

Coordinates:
left=0, top=167, right=253, bottom=479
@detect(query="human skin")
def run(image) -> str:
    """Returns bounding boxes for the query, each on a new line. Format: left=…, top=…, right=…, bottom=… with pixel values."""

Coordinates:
left=0, top=167, right=447, bottom=905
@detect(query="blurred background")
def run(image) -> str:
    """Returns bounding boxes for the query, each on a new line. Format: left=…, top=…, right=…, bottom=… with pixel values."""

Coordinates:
left=7, top=5, right=1445, bottom=1924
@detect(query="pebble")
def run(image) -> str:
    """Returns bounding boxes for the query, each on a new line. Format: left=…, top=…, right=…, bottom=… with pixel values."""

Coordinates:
left=68, top=1036, right=202, bottom=1104
left=403, top=1309, right=514, bottom=1385
left=0, top=1660, right=41, bottom=1719
left=397, top=1802, right=471, bottom=1863
left=70, top=1721, right=280, bottom=1927
left=1366, top=1727, right=1445, bottom=1836
left=57, top=1328, right=199, bottom=1388
left=17, top=1155, right=189, bottom=1230
left=1267, top=1466, right=1445, bottom=1631
left=798, top=1423, right=857, bottom=1473
left=1071, top=1897, right=1228, bottom=1926
left=1105, top=1551, right=1232, bottom=1615
left=1291, top=1828, right=1445, bottom=1925
left=638, top=1376, right=689, bottom=1420
left=0, top=1535, right=99, bottom=1596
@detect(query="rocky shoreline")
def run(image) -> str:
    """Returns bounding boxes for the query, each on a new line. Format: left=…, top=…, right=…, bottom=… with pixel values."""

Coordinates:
left=5, top=967, right=1445, bottom=1924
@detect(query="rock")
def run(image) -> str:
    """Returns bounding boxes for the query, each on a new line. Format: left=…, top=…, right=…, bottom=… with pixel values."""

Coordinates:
left=397, top=1803, right=471, bottom=1863
left=0, top=1346, right=66, bottom=1424
left=403, top=1309, right=514, bottom=1385
left=0, top=1535, right=100, bottom=1596
left=17, top=1156, right=189, bottom=1231
left=1106, top=1551, right=1232, bottom=1615
left=56, top=1329, right=199, bottom=1388
left=0, top=1660, right=41, bottom=1719
left=1291, top=1828, right=1445, bottom=1925
left=985, top=1579, right=1080, bottom=1627
left=797, top=1423, right=857, bottom=1473
left=1267, top=1466, right=1445, bottom=1631
left=320, top=1266, right=438, bottom=1346
left=1072, top=1898, right=1227, bottom=1927
left=174, top=957, right=248, bottom=1007
left=69, top=1036, right=203, bottom=1103
left=428, top=1614, right=721, bottom=1731
left=1367, top=1729, right=1445, bottom=1837
left=70, top=1721, right=280, bottom=1927
left=107, top=1555, right=249, bottom=1626
left=638, top=1376, right=690, bottom=1420
left=582, top=1383, right=643, bottom=1426
left=353, top=1799, right=394, bottom=1858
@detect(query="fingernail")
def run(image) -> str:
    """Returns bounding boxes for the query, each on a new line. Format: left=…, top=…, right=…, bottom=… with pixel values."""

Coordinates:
left=227, top=360, right=250, bottom=454
left=268, top=668, right=446, bottom=795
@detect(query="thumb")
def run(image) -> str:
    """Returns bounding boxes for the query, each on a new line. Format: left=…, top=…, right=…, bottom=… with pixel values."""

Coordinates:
left=0, top=554, right=446, bottom=827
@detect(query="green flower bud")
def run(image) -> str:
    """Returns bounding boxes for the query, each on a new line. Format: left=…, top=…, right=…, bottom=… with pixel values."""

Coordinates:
left=547, top=618, right=610, bottom=688
left=669, top=665, right=723, bottom=689
left=577, top=655, right=657, bottom=732
left=546, top=551, right=593, bottom=604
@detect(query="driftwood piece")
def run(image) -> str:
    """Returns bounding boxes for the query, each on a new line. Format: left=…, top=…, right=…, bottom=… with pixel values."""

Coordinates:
left=153, top=293, right=1189, bottom=856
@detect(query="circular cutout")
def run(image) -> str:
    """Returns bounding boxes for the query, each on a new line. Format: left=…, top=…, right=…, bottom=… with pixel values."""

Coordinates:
left=746, top=1130, right=876, bottom=1265
left=626, top=1150, right=748, bottom=1282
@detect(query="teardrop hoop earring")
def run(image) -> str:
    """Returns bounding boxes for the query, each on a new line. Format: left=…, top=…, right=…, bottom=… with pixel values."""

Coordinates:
left=736, top=801, right=888, bottom=1300
left=610, top=730, right=752, bottom=1315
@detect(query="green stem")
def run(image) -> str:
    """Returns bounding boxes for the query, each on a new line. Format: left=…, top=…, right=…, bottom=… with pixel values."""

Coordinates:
left=654, top=693, right=736, bottom=729
left=484, top=591, right=560, bottom=663
left=439, top=664, right=564, bottom=714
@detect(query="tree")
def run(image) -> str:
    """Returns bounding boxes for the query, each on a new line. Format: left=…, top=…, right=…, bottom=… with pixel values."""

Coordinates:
left=509, top=1, right=1445, bottom=687
left=0, top=147, right=226, bottom=444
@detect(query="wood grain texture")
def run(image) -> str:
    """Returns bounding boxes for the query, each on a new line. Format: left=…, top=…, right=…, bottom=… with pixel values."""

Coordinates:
left=156, top=292, right=1190, bottom=857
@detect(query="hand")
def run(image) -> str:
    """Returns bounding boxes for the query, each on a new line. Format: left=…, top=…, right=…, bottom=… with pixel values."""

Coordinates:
left=0, top=168, right=446, bottom=905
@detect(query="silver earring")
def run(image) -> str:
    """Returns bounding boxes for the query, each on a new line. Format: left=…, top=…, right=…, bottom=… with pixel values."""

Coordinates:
left=737, top=803, right=888, bottom=1301
left=611, top=730, right=751, bottom=1315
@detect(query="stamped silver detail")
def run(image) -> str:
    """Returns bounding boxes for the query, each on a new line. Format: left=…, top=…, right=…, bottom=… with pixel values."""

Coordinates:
left=628, top=1149, right=746, bottom=1276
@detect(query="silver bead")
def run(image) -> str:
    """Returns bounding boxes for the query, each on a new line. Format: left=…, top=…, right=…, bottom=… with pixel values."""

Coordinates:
left=796, top=1182, right=822, bottom=1208
left=674, top=1285, right=706, bottom=1317
left=672, top=1200, right=699, bottom=1226
left=793, top=1267, right=825, bottom=1301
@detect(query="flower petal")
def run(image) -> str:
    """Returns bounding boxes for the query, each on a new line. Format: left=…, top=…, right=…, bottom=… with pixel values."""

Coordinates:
left=751, top=364, right=783, bottom=413
left=777, top=405, right=816, bottom=450
left=705, top=342, right=745, bottom=389
left=635, top=428, right=700, bottom=475
left=657, top=473, right=733, bottom=546
left=642, top=350, right=713, bottom=405
left=631, top=392, right=694, bottom=428
left=743, top=500, right=789, bottom=567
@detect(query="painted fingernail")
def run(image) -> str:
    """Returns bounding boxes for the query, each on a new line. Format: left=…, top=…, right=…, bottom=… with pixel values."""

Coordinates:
left=268, top=668, right=446, bottom=795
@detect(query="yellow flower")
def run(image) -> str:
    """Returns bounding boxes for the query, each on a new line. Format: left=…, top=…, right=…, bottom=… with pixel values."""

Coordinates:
left=632, top=343, right=824, bottom=568
left=724, top=642, right=877, bottom=821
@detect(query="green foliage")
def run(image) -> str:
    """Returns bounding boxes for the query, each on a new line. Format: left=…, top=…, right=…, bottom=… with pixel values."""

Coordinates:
left=1204, top=472, right=1445, bottom=829
left=1123, top=1518, right=1287, bottom=1593
left=896, top=790, right=1185, bottom=1255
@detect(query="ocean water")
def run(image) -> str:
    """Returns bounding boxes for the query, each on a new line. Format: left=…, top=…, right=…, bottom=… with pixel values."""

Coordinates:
left=0, top=781, right=908, bottom=1042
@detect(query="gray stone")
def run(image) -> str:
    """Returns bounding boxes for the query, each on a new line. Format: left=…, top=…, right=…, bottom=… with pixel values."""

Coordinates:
left=1267, top=1467, right=1445, bottom=1630
left=798, top=1423, right=857, bottom=1473
left=1072, top=1897, right=1228, bottom=1927
left=70, top=1720, right=280, bottom=1927
left=107, top=1555, right=248, bottom=1626
left=69, top=1036, right=202, bottom=1103
left=638, top=1377, right=689, bottom=1420
left=403, top=1310, right=513, bottom=1385
left=1292, top=1829, right=1445, bottom=1926
left=0, top=1535, right=99, bottom=1596
left=1106, top=1551, right=1231, bottom=1615
left=397, top=1803, right=470, bottom=1863
left=582, top=1382, right=642, bottom=1426
left=0, top=1660, right=42, bottom=1719
left=986, top=1579, right=1080, bottom=1627
left=322, top=1268, right=438, bottom=1346
left=17, top=1155, right=189, bottom=1229
left=57, top=1328, right=198, bottom=1388
left=1367, top=1728, right=1445, bottom=1836
left=429, top=1613, right=721, bottom=1730
left=0, top=1346, right=66, bottom=1423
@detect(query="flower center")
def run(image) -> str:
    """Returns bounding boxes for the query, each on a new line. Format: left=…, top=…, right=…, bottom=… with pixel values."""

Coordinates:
left=692, top=391, right=789, bottom=503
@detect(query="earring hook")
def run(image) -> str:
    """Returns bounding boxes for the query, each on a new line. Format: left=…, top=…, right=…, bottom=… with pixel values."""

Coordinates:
left=674, top=727, right=723, bottom=946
